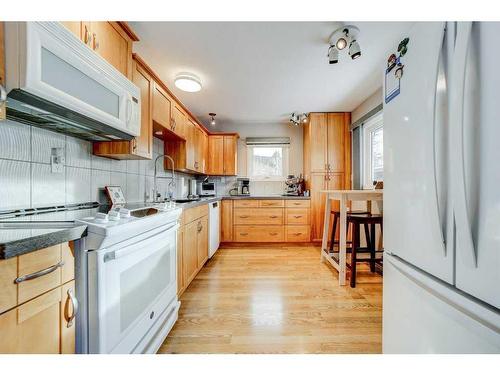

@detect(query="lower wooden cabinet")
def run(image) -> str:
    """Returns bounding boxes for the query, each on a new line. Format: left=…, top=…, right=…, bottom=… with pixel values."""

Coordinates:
left=221, top=199, right=311, bottom=243
left=177, top=205, right=209, bottom=297
left=0, top=243, right=76, bottom=354
left=0, top=281, right=76, bottom=354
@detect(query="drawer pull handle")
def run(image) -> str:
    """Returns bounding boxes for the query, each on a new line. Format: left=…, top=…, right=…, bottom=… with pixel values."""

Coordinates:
left=269, top=215, right=278, bottom=218
left=240, top=233, right=248, bottom=236
left=65, top=288, right=79, bottom=328
left=270, top=232, right=278, bottom=236
left=294, top=233, right=303, bottom=236
left=14, top=260, right=65, bottom=284
left=239, top=215, right=249, bottom=218
left=293, top=215, right=302, bottom=218
left=293, top=203, right=301, bottom=205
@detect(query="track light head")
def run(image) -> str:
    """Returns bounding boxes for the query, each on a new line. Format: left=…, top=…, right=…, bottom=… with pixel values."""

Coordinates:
left=328, top=46, right=339, bottom=64
left=349, top=40, right=361, bottom=59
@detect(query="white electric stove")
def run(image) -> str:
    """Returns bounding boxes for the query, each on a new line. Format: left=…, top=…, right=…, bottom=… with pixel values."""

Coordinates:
left=74, top=202, right=182, bottom=354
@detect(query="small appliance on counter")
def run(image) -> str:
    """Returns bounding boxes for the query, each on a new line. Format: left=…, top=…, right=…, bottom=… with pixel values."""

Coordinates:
left=229, top=178, right=250, bottom=196
left=283, top=175, right=305, bottom=196
left=188, top=179, right=199, bottom=199
left=197, top=180, right=216, bottom=197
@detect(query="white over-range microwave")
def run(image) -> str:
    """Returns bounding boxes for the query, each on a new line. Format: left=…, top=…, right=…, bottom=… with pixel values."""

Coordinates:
left=4, top=22, right=140, bottom=141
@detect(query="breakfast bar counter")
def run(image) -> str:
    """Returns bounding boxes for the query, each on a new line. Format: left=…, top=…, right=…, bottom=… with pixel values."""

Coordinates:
left=320, top=189, right=383, bottom=286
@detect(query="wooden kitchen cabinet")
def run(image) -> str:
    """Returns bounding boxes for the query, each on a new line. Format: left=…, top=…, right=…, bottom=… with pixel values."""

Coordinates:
left=223, top=135, right=238, bottom=175
left=152, top=81, right=172, bottom=135
left=60, top=22, right=138, bottom=80
left=221, top=200, right=234, bottom=242
left=93, top=56, right=153, bottom=160
left=206, top=134, right=238, bottom=176
left=196, top=216, right=209, bottom=268
left=304, top=112, right=351, bottom=242
left=178, top=204, right=209, bottom=296
left=0, top=243, right=76, bottom=354
left=207, top=135, right=224, bottom=175
left=1, top=22, right=6, bottom=121
left=223, top=199, right=311, bottom=243
left=171, top=103, right=187, bottom=139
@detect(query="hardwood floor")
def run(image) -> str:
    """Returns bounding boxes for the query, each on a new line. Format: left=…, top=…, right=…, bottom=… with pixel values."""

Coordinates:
left=159, top=245, right=382, bottom=354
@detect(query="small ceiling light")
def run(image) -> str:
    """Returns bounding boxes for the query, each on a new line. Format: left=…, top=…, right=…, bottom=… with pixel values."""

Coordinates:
left=328, top=25, right=361, bottom=65
left=174, top=73, right=202, bottom=92
left=209, top=113, right=216, bottom=126
left=289, top=112, right=308, bottom=126
left=349, top=40, right=362, bottom=59
left=328, top=46, right=339, bottom=64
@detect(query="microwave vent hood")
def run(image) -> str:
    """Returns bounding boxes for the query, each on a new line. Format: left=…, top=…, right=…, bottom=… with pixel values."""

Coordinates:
left=4, top=22, right=141, bottom=143
left=6, top=89, right=133, bottom=142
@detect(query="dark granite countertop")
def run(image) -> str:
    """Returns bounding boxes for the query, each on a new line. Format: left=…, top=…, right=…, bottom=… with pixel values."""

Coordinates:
left=221, top=195, right=310, bottom=200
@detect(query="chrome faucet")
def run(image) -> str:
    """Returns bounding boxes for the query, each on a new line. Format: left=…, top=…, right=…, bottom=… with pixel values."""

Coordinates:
left=153, top=154, right=176, bottom=202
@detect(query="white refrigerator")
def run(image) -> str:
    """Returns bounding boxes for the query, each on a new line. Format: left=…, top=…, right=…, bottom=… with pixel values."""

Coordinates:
left=383, top=22, right=500, bottom=353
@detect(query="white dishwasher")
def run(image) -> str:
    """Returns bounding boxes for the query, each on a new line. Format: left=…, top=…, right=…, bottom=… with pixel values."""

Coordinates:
left=208, top=201, right=220, bottom=258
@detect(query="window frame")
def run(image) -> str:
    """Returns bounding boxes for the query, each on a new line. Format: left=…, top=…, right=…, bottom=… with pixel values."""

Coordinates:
left=246, top=144, right=290, bottom=181
left=362, top=112, right=384, bottom=189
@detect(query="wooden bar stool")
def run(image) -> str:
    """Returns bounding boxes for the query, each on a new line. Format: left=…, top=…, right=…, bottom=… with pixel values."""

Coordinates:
left=328, top=209, right=370, bottom=253
left=347, top=213, right=383, bottom=288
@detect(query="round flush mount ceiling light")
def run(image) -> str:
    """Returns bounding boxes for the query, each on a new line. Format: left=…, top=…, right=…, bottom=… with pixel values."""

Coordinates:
left=174, top=73, right=202, bottom=92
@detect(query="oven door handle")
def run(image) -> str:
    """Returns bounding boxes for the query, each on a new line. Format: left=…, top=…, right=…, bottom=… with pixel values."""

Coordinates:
left=103, top=223, right=179, bottom=263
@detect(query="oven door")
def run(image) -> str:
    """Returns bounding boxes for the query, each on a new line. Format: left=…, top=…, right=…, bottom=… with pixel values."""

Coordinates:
left=88, top=223, right=178, bottom=353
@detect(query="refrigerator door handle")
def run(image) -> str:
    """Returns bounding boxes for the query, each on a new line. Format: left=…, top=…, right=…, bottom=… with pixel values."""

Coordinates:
left=432, top=24, right=449, bottom=253
left=450, top=21, right=477, bottom=267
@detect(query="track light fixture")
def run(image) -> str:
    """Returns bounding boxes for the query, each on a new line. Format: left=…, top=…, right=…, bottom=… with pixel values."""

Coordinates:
left=209, top=113, right=216, bottom=126
left=328, top=25, right=361, bottom=64
left=289, top=113, right=308, bottom=126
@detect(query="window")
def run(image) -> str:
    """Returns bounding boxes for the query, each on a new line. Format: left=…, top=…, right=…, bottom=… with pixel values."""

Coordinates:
left=362, top=113, right=383, bottom=188
left=247, top=145, right=289, bottom=180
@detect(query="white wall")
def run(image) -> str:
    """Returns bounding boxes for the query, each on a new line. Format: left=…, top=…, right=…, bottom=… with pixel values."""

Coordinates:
left=212, top=122, right=303, bottom=195
left=351, top=87, right=383, bottom=124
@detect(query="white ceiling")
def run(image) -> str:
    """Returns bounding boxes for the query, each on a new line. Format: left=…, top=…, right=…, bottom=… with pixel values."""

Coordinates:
left=130, top=22, right=412, bottom=128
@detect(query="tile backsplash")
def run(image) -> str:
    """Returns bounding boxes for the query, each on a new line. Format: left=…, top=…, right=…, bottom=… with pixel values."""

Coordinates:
left=0, top=120, right=190, bottom=210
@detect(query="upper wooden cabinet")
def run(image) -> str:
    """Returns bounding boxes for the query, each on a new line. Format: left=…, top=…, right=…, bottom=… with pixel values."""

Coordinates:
left=152, top=82, right=173, bottom=134
left=93, top=56, right=153, bottom=160
left=206, top=134, right=238, bottom=176
left=171, top=103, right=187, bottom=139
left=61, top=22, right=139, bottom=80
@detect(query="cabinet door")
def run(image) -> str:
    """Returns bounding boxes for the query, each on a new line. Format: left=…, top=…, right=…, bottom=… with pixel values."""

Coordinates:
left=152, top=82, right=172, bottom=131
left=223, top=136, right=237, bottom=175
left=60, top=281, right=76, bottom=354
left=88, top=22, right=133, bottom=79
left=132, top=61, right=153, bottom=159
left=177, top=226, right=185, bottom=296
left=310, top=173, right=328, bottom=242
left=185, top=120, right=197, bottom=171
left=0, top=288, right=61, bottom=354
left=172, top=104, right=186, bottom=139
left=308, top=113, right=328, bottom=173
left=327, top=113, right=346, bottom=173
left=221, top=200, right=233, bottom=242
left=183, top=221, right=199, bottom=285
left=207, top=135, right=224, bottom=175
left=202, top=132, right=208, bottom=174
left=197, top=216, right=209, bottom=268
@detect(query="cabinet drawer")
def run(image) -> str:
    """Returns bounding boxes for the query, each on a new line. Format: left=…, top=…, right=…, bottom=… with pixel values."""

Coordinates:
left=233, top=200, right=259, bottom=208
left=234, top=226, right=284, bottom=242
left=285, top=199, right=311, bottom=208
left=183, top=204, right=209, bottom=224
left=285, top=225, right=311, bottom=242
left=233, top=208, right=283, bottom=225
left=18, top=246, right=62, bottom=304
left=259, top=199, right=284, bottom=208
left=285, top=208, right=310, bottom=225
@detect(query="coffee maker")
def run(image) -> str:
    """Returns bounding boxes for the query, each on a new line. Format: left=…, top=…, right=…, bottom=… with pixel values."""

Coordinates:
left=239, top=178, right=250, bottom=195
